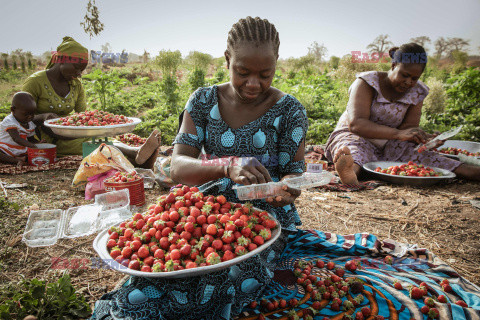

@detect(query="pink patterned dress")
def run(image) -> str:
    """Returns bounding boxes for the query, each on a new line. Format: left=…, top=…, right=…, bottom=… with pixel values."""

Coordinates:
left=325, top=71, right=461, bottom=171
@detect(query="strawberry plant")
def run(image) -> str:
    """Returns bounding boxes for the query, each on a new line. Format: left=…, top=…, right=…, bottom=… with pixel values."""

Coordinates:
left=0, top=274, right=91, bottom=319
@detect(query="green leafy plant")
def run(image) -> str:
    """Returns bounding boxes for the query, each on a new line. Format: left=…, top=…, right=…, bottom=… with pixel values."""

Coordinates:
left=82, top=68, right=128, bottom=111
left=0, top=274, right=91, bottom=319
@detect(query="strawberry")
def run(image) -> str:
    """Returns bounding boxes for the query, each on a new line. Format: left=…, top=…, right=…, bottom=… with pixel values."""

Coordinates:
left=393, top=281, right=403, bottom=290
left=335, top=268, right=345, bottom=277
left=355, top=312, right=364, bottom=320
left=428, top=308, right=439, bottom=319
left=384, top=255, right=393, bottom=265
left=409, top=286, right=423, bottom=299
left=420, top=305, right=430, bottom=314
left=326, top=261, right=335, bottom=270
left=316, top=259, right=325, bottom=268
left=253, top=235, right=265, bottom=246
left=361, top=307, right=371, bottom=317
left=437, top=295, right=447, bottom=303
left=206, top=224, right=217, bottom=235
left=206, top=252, right=221, bottom=265
left=442, top=284, right=452, bottom=293
left=424, top=297, right=435, bottom=308
left=455, top=300, right=468, bottom=308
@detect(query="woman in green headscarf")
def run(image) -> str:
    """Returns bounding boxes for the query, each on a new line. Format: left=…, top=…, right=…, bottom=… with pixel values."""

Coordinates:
left=22, top=36, right=89, bottom=155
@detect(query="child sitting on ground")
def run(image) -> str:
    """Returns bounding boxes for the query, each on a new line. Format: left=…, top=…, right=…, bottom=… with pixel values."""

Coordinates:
left=0, top=92, right=42, bottom=166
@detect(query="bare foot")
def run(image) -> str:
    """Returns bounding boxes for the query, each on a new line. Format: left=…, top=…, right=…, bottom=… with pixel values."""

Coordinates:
left=333, top=146, right=359, bottom=185
left=139, top=147, right=160, bottom=170
left=135, top=130, right=161, bottom=165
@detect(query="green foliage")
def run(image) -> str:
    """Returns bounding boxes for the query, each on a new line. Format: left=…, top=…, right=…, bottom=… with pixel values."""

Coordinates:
left=185, top=51, right=213, bottom=72
left=12, top=60, right=17, bottom=70
left=21, top=60, right=26, bottom=73
left=3, top=58, right=8, bottom=70
left=188, top=69, right=206, bottom=91
left=423, top=77, right=446, bottom=115
left=214, top=68, right=227, bottom=83
left=28, top=58, right=33, bottom=70
left=160, top=74, right=180, bottom=114
left=82, top=68, right=128, bottom=111
left=155, top=50, right=182, bottom=76
left=422, top=68, right=480, bottom=141
left=135, top=106, right=178, bottom=145
left=0, top=197, right=20, bottom=212
left=0, top=274, right=91, bottom=319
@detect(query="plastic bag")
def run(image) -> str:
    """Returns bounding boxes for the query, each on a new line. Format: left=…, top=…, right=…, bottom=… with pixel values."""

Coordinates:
left=73, top=143, right=135, bottom=186
left=85, top=169, right=118, bottom=200
left=153, top=156, right=176, bottom=188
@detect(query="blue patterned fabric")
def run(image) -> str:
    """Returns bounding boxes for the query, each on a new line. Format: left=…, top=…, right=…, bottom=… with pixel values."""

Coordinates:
left=91, top=230, right=480, bottom=319
left=174, top=85, right=308, bottom=231
left=90, top=86, right=309, bottom=320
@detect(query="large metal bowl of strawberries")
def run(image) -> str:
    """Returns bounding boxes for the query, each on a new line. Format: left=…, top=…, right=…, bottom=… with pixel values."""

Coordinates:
left=93, top=185, right=281, bottom=278
left=44, top=110, right=141, bottom=138
left=363, top=161, right=456, bottom=187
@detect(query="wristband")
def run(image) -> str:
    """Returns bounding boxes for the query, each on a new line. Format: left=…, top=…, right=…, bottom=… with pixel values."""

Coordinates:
left=223, top=156, right=234, bottom=178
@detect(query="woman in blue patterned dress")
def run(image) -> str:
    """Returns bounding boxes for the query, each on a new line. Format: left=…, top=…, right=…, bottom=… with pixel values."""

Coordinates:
left=90, top=16, right=308, bottom=320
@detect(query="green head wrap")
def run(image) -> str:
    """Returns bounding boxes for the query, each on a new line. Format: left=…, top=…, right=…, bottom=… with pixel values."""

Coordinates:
left=46, top=36, right=88, bottom=69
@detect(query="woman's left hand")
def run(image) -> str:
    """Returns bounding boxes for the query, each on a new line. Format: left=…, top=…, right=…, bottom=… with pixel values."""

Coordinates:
left=266, top=184, right=301, bottom=207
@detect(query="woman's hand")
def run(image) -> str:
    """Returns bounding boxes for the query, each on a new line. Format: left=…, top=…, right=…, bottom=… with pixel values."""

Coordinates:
left=395, top=127, right=429, bottom=144
left=266, top=185, right=301, bottom=207
left=226, top=157, right=272, bottom=185
left=34, top=113, right=59, bottom=124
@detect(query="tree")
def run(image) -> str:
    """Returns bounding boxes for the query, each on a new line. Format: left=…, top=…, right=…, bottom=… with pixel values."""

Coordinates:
left=307, top=41, right=328, bottom=63
left=366, top=35, right=393, bottom=55
left=101, top=43, right=112, bottom=53
left=25, top=51, right=33, bottom=69
left=434, top=37, right=449, bottom=58
left=11, top=54, right=17, bottom=69
left=2, top=52, right=9, bottom=70
left=142, top=50, right=150, bottom=64
left=42, top=50, right=53, bottom=64
left=409, top=36, right=431, bottom=50
left=447, top=37, right=470, bottom=55
left=155, top=50, right=182, bottom=76
left=329, top=56, right=340, bottom=69
left=81, top=0, right=104, bottom=38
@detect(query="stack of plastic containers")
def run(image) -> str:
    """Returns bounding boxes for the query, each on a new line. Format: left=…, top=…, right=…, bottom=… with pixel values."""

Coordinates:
left=22, top=189, right=132, bottom=247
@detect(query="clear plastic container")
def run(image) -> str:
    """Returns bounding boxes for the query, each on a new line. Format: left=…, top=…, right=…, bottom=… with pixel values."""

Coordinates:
left=283, top=172, right=334, bottom=189
left=22, top=189, right=132, bottom=247
left=135, top=168, right=156, bottom=189
left=232, top=171, right=334, bottom=200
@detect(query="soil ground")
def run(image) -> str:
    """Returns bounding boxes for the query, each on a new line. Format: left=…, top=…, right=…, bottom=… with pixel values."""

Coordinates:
left=0, top=167, right=479, bottom=313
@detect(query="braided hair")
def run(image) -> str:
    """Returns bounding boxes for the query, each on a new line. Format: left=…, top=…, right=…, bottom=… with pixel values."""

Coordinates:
left=226, top=16, right=280, bottom=58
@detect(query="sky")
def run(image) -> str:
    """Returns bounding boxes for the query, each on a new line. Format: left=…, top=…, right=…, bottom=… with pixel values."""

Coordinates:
left=1, top=0, right=479, bottom=59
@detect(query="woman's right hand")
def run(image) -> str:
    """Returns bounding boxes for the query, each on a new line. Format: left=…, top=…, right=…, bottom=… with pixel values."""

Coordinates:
left=226, top=157, right=272, bottom=185
left=34, top=113, right=59, bottom=123
left=395, top=127, right=429, bottom=144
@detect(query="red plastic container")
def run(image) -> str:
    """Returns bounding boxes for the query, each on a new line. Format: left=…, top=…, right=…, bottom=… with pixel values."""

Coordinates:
left=104, top=177, right=145, bottom=206
left=27, top=143, right=57, bottom=166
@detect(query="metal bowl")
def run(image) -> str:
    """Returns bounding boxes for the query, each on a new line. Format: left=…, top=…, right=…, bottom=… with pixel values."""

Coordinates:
left=43, top=117, right=141, bottom=138
left=435, top=140, right=480, bottom=160
left=93, top=207, right=281, bottom=278
left=363, top=161, right=456, bottom=187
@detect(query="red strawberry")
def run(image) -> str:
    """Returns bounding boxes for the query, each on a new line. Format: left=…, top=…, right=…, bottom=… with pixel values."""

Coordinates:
left=206, top=252, right=221, bottom=265
left=384, top=255, right=393, bottom=265
left=420, top=305, right=430, bottom=314
left=442, top=284, right=452, bottom=293
left=424, top=297, right=435, bottom=308
left=326, top=261, right=335, bottom=270
left=316, top=259, right=325, bottom=268
left=393, top=281, right=403, bottom=290
left=428, top=308, right=439, bottom=319
left=455, top=300, right=468, bottom=308
left=410, top=286, right=423, bottom=299
left=361, top=307, right=371, bottom=317
left=437, top=295, right=447, bottom=303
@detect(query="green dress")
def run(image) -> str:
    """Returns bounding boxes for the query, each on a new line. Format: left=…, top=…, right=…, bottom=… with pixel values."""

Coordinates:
left=22, top=70, right=88, bottom=155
